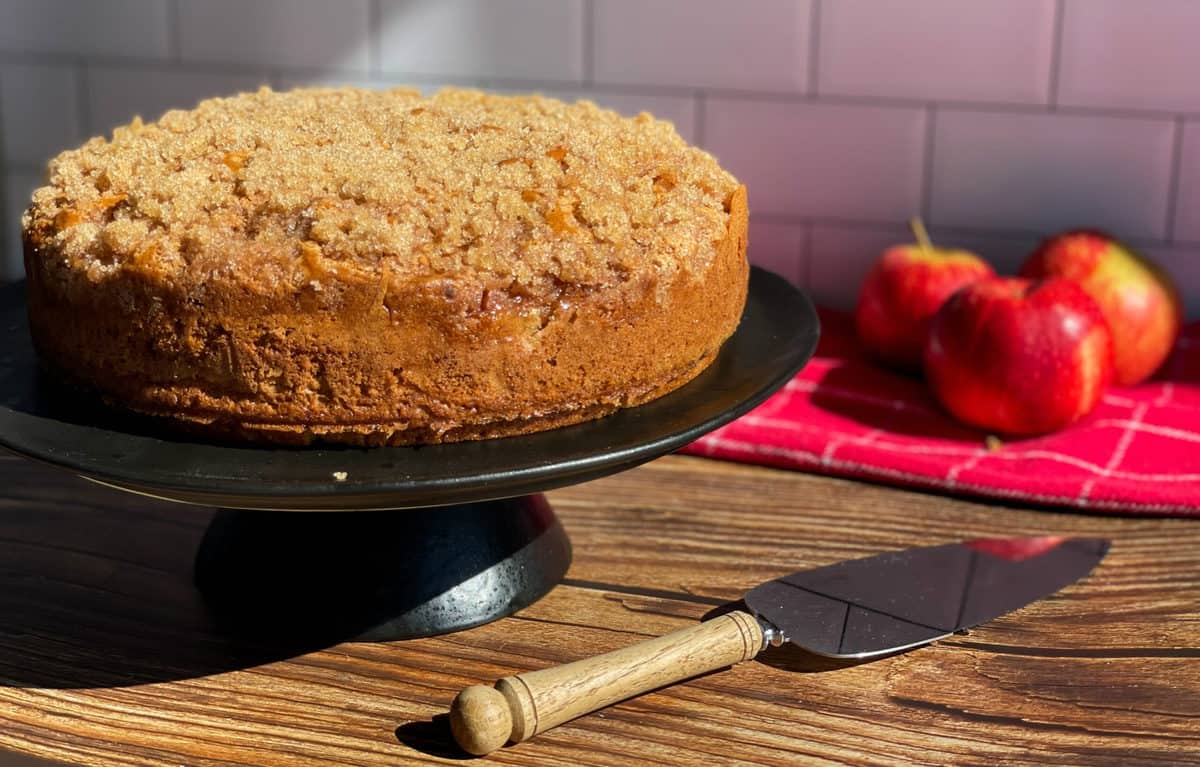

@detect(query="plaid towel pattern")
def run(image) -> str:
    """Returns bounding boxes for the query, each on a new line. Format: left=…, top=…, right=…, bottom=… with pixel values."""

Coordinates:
left=683, top=309, right=1200, bottom=516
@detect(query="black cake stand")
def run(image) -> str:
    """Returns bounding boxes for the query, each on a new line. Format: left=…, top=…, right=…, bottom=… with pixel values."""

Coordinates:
left=0, top=268, right=818, bottom=641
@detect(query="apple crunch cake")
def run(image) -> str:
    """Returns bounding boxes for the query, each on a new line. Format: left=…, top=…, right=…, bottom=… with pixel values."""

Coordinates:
left=22, top=87, right=749, bottom=445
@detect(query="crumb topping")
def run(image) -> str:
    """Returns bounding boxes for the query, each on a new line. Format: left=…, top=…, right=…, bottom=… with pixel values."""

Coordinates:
left=25, top=87, right=739, bottom=293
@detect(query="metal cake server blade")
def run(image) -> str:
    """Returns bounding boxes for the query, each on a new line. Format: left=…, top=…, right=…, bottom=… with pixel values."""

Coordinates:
left=447, top=536, right=1109, bottom=755
left=745, top=536, right=1110, bottom=658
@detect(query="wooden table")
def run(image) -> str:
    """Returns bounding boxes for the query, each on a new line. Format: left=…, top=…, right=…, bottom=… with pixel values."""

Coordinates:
left=0, top=452, right=1197, bottom=766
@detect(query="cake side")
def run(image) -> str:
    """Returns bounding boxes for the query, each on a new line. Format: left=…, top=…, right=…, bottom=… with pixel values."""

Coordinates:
left=24, top=186, right=748, bottom=445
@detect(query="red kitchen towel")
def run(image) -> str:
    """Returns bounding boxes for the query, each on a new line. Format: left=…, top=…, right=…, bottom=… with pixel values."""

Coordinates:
left=682, top=309, right=1200, bottom=516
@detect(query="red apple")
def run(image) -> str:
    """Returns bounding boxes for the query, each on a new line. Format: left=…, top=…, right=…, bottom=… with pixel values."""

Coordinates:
left=1020, top=230, right=1181, bottom=386
left=856, top=220, right=994, bottom=371
left=924, top=277, right=1114, bottom=436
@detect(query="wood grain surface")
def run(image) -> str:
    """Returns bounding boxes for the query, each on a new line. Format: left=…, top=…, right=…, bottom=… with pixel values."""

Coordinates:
left=0, top=452, right=1197, bottom=766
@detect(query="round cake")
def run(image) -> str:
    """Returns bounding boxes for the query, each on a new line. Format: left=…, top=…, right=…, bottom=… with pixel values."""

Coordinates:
left=22, top=87, right=749, bottom=446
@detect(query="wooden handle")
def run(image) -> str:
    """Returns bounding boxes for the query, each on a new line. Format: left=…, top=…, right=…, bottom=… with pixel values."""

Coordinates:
left=448, top=610, right=764, bottom=755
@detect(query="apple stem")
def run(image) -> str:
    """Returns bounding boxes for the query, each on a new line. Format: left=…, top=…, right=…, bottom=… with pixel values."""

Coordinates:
left=910, top=217, right=935, bottom=257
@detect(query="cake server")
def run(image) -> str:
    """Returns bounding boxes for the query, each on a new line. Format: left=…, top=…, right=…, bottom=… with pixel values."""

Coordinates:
left=448, top=536, right=1108, bottom=755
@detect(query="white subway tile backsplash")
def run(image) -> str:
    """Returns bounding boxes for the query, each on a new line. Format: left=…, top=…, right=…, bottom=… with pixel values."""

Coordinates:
left=87, top=67, right=269, bottom=136
left=1172, top=122, right=1200, bottom=244
left=593, top=0, right=810, bottom=92
left=931, top=110, right=1175, bottom=240
left=704, top=99, right=925, bottom=219
left=3, top=171, right=41, bottom=280
left=818, top=0, right=1055, bottom=104
left=279, top=75, right=401, bottom=92
left=748, top=219, right=806, bottom=286
left=0, top=0, right=1195, bottom=314
left=808, top=224, right=907, bottom=309
left=0, top=0, right=169, bottom=58
left=380, top=0, right=584, bottom=82
left=278, top=76, right=484, bottom=94
left=0, top=63, right=82, bottom=167
left=1058, top=0, right=1200, bottom=112
left=179, top=0, right=371, bottom=71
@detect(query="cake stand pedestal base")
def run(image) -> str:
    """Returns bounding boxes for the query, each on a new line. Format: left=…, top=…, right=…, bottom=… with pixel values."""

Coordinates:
left=193, top=494, right=571, bottom=641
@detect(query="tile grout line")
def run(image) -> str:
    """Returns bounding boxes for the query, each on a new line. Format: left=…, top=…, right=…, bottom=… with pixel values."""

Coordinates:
left=368, top=0, right=382, bottom=76
left=0, top=51, right=358, bottom=79
left=0, top=74, right=7, bottom=277
left=1164, top=115, right=1186, bottom=244
left=0, top=190, right=9, bottom=276
left=581, top=0, right=594, bottom=86
left=0, top=49, right=1193, bottom=123
left=648, top=86, right=1183, bottom=122
left=807, top=0, right=822, bottom=97
left=800, top=222, right=814, bottom=290
left=746, top=213, right=1200, bottom=253
left=920, top=105, right=937, bottom=223
left=1047, top=0, right=1066, bottom=109
left=166, top=0, right=182, bottom=62
left=456, top=73, right=606, bottom=93
left=74, top=58, right=91, bottom=139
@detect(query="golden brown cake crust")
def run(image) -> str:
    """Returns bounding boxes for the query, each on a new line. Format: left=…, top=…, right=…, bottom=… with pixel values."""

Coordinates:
left=23, top=87, right=749, bottom=445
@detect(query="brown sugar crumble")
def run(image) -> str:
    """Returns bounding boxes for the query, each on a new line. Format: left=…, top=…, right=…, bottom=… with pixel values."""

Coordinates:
left=25, top=86, right=738, bottom=292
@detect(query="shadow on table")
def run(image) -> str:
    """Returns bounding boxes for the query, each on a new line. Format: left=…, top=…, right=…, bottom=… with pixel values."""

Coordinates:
left=0, top=750, right=76, bottom=767
left=0, top=492, right=358, bottom=689
left=394, top=715, right=473, bottom=760
left=808, top=364, right=984, bottom=443
left=0, top=445, right=564, bottom=689
left=0, top=475, right=454, bottom=688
